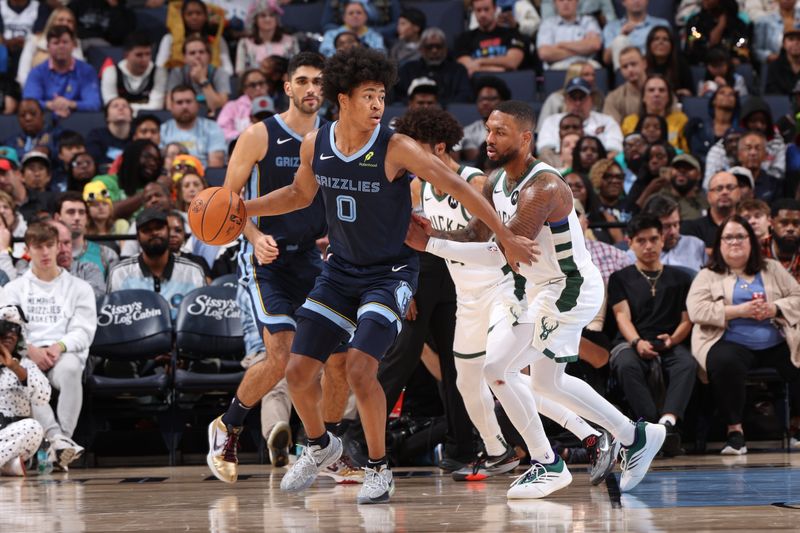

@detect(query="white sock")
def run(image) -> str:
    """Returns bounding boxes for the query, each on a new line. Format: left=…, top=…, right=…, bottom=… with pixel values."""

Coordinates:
left=658, top=414, right=677, bottom=426
left=531, top=355, right=637, bottom=446
left=537, top=394, right=600, bottom=441
left=455, top=356, right=506, bottom=457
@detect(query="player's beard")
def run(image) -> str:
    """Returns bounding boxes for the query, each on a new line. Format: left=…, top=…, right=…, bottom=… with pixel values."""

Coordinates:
left=293, top=94, right=321, bottom=115
left=492, top=145, right=522, bottom=168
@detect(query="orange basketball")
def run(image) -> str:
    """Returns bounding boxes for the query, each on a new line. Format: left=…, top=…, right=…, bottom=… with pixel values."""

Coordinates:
left=188, top=187, right=246, bottom=245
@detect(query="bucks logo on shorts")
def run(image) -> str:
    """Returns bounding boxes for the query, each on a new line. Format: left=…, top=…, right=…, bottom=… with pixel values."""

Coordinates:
left=395, top=281, right=413, bottom=316
left=539, top=316, right=559, bottom=341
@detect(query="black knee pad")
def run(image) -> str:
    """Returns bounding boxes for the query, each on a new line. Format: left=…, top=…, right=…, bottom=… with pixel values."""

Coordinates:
left=291, top=315, right=349, bottom=363
left=351, top=317, right=397, bottom=361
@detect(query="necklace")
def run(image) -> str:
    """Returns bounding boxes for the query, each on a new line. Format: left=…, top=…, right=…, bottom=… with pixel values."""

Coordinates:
left=635, top=265, right=664, bottom=297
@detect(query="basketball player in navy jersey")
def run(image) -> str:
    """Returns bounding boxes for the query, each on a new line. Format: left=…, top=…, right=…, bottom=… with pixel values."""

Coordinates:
left=244, top=48, right=534, bottom=504
left=207, top=52, right=356, bottom=485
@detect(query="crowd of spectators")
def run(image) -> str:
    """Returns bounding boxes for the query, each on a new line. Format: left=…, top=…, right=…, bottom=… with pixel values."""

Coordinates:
left=2, top=0, right=800, bottom=473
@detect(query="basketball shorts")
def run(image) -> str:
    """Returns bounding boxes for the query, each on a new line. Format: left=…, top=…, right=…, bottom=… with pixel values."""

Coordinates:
left=242, top=247, right=323, bottom=335
left=293, top=254, right=419, bottom=362
left=452, top=275, right=525, bottom=360
left=520, top=265, right=604, bottom=363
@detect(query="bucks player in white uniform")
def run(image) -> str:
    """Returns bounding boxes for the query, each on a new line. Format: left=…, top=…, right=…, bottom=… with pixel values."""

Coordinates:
left=398, top=108, right=617, bottom=484
left=407, top=101, right=665, bottom=499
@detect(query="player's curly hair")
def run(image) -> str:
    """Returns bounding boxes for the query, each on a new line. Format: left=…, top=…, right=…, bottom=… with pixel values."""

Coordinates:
left=322, top=47, right=397, bottom=104
left=394, top=108, right=464, bottom=153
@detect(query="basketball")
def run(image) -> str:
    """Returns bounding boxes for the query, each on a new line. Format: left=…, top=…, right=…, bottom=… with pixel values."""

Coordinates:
left=188, top=187, right=246, bottom=245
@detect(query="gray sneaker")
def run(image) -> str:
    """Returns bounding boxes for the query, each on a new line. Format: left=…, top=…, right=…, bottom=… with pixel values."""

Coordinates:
left=586, top=430, right=618, bottom=485
left=279, top=433, right=342, bottom=492
left=357, top=464, right=395, bottom=504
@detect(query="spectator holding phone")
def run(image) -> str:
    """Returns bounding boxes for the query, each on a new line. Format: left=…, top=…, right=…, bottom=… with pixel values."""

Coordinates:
left=608, top=214, right=696, bottom=456
left=687, top=214, right=800, bottom=454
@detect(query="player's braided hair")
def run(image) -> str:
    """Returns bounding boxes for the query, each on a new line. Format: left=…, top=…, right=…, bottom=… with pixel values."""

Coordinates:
left=322, top=47, right=397, bottom=104
left=394, top=108, right=463, bottom=153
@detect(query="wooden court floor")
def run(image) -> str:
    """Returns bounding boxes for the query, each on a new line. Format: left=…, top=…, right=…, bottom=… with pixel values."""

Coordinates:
left=1, top=452, right=798, bottom=532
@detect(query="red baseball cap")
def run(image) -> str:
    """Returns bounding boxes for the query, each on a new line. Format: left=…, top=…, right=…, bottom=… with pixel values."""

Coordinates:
left=0, top=159, right=11, bottom=172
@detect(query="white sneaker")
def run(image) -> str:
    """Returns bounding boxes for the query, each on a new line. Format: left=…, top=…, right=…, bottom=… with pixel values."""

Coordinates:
left=357, top=464, right=394, bottom=504
left=619, top=421, right=666, bottom=492
left=267, top=421, right=292, bottom=468
left=507, top=457, right=572, bottom=499
left=52, top=435, right=84, bottom=469
left=280, top=433, right=342, bottom=492
left=206, top=416, right=242, bottom=483
left=0, top=456, right=25, bottom=477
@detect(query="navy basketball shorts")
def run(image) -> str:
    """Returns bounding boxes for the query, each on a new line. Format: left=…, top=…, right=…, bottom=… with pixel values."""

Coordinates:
left=243, top=247, right=323, bottom=335
left=293, top=255, right=419, bottom=362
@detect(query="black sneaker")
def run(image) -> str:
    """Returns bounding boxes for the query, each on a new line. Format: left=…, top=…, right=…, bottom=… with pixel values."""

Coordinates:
left=720, top=431, right=747, bottom=455
left=661, top=422, right=682, bottom=457
left=452, top=446, right=520, bottom=481
left=585, top=430, right=617, bottom=485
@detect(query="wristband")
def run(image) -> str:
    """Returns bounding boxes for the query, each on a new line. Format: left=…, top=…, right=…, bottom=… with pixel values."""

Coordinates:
left=57, top=341, right=67, bottom=353
left=631, top=338, right=641, bottom=351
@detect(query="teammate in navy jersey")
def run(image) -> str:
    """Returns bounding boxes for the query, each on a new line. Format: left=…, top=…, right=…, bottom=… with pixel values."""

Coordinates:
left=206, top=52, right=356, bottom=485
left=245, top=47, right=534, bottom=504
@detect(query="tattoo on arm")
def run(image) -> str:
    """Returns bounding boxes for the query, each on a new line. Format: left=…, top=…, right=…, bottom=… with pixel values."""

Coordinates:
left=507, top=174, right=572, bottom=240
left=429, top=172, right=496, bottom=242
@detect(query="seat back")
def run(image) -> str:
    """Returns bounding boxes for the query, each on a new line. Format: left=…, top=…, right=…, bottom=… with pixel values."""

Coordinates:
left=210, top=273, right=239, bottom=288
left=91, top=290, right=173, bottom=360
left=474, top=70, right=537, bottom=101
left=405, top=0, right=465, bottom=49
left=175, top=286, right=244, bottom=359
left=282, top=2, right=327, bottom=33
left=542, top=69, right=608, bottom=98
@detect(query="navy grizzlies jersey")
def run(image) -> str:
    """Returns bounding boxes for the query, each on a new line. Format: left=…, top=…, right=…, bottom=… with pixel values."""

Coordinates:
left=243, top=114, right=328, bottom=249
left=312, top=121, right=414, bottom=267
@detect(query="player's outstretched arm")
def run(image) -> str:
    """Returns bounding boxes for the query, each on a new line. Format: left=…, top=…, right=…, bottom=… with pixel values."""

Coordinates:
left=391, top=134, right=535, bottom=268
left=406, top=213, right=509, bottom=267
left=506, top=172, right=572, bottom=240
left=246, top=131, right=321, bottom=217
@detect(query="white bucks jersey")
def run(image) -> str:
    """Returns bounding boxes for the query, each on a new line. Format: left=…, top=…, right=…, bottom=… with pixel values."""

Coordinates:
left=492, top=161, right=595, bottom=307
left=421, top=165, right=506, bottom=294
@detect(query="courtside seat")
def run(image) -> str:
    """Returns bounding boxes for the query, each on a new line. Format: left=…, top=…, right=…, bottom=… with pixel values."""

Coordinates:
left=173, top=285, right=245, bottom=393
left=87, top=290, right=173, bottom=396
left=210, top=273, right=239, bottom=288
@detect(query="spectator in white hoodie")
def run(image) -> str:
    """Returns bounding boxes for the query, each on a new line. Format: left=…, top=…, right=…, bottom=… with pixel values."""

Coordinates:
left=2, top=222, right=96, bottom=470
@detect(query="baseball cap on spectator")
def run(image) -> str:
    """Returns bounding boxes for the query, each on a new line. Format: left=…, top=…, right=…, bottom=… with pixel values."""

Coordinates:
left=728, top=165, right=755, bottom=189
left=565, top=77, right=592, bottom=97
left=136, top=208, right=168, bottom=228
left=251, top=95, right=275, bottom=121
left=408, top=77, right=438, bottom=97
left=21, top=150, right=51, bottom=169
left=0, top=146, right=20, bottom=169
left=172, top=154, right=205, bottom=181
left=399, top=7, right=426, bottom=32
left=785, top=27, right=800, bottom=39
left=670, top=153, right=701, bottom=171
